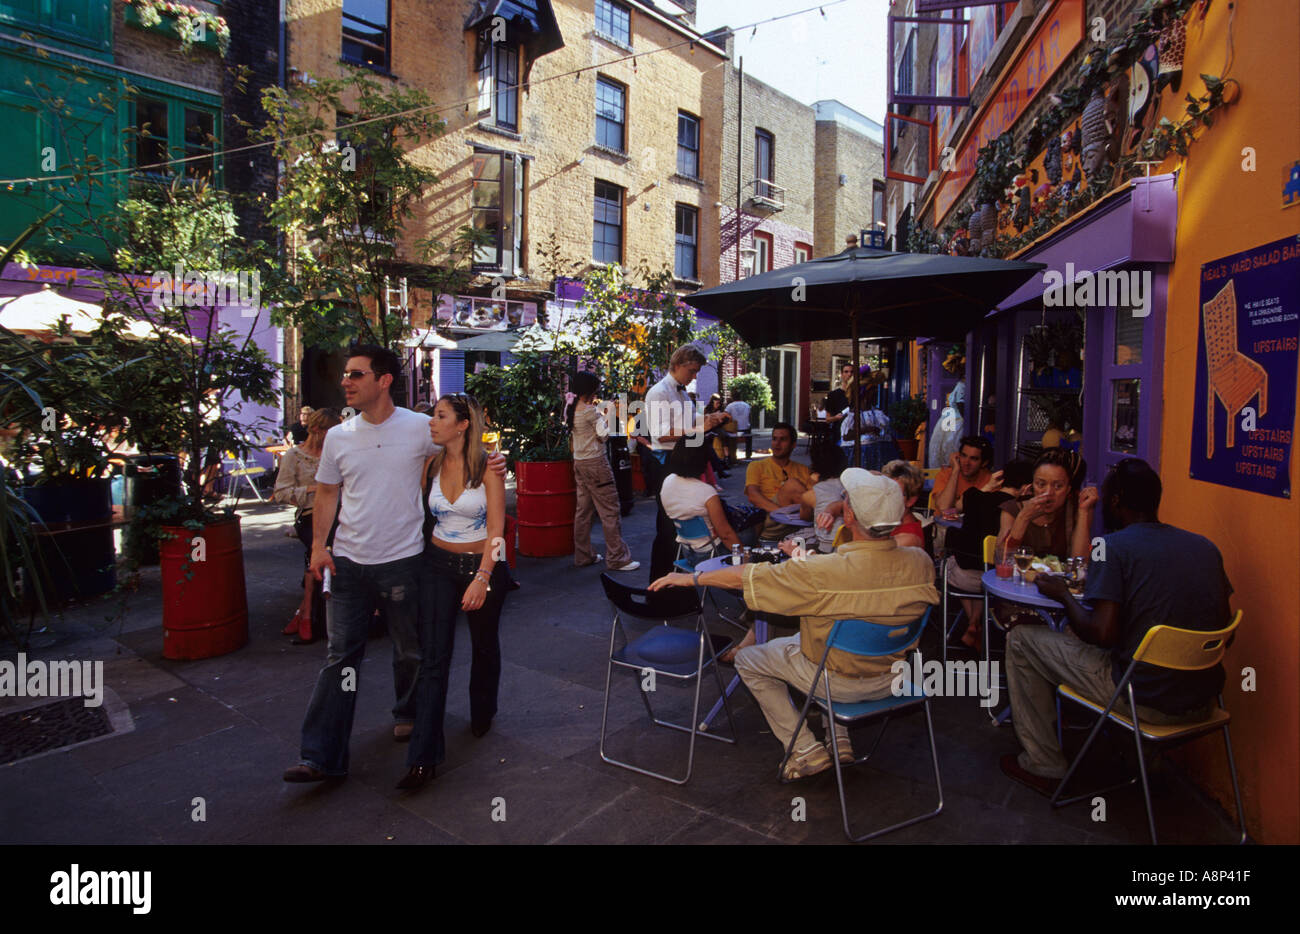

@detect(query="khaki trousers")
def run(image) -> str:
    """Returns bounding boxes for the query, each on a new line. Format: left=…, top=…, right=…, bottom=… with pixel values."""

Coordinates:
left=735, top=635, right=895, bottom=755
left=1006, top=625, right=1214, bottom=779
left=573, top=455, right=632, bottom=568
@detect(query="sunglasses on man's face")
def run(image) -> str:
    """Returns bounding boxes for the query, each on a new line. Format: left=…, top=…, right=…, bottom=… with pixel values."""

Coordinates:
left=342, top=369, right=374, bottom=381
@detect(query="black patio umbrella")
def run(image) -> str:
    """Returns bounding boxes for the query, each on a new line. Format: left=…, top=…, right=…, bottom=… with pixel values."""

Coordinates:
left=683, top=246, right=1044, bottom=463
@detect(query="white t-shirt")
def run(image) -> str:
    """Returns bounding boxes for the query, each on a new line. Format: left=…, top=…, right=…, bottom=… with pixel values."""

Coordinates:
left=644, top=373, right=695, bottom=452
left=725, top=400, right=750, bottom=431
left=841, top=407, right=890, bottom=442
left=314, top=407, right=437, bottom=565
left=660, top=474, right=719, bottom=549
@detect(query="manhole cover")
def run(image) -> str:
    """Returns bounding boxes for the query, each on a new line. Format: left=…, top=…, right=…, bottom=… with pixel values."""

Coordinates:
left=0, top=697, right=113, bottom=765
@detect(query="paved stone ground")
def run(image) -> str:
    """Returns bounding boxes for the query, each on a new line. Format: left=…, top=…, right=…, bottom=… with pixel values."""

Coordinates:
left=0, top=434, right=1244, bottom=844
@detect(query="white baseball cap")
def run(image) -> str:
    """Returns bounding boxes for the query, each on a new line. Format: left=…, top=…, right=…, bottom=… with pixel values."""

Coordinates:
left=840, top=468, right=904, bottom=531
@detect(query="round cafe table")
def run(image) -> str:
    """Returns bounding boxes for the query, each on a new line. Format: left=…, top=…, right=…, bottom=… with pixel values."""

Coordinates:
left=695, top=552, right=775, bottom=732
left=980, top=567, right=1069, bottom=611
left=934, top=512, right=964, bottom=530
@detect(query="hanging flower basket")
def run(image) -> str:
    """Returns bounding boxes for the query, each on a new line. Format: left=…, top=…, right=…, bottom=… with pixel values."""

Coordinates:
left=123, top=0, right=230, bottom=55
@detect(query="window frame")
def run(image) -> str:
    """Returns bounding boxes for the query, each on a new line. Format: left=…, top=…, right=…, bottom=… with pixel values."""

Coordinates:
left=595, top=75, right=627, bottom=153
left=676, top=111, right=700, bottom=179
left=674, top=203, right=698, bottom=281
left=793, top=242, right=811, bottom=265
left=593, top=179, right=624, bottom=265
left=753, top=231, right=773, bottom=275
left=594, top=0, right=632, bottom=47
left=341, top=0, right=391, bottom=72
left=477, top=39, right=520, bottom=131
left=754, top=128, right=775, bottom=199
left=130, top=95, right=222, bottom=186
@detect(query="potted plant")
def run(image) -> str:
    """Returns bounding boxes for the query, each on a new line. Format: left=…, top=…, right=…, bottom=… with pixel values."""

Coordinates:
left=1024, top=324, right=1054, bottom=388
left=726, top=372, right=775, bottom=424
left=100, top=182, right=280, bottom=660
left=467, top=327, right=575, bottom=557
left=888, top=394, right=929, bottom=461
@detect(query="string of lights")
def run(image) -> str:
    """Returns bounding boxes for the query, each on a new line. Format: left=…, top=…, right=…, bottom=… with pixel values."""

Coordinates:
left=1, top=0, right=854, bottom=187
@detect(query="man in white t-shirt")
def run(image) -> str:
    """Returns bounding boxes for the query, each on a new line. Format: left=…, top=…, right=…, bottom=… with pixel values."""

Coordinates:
left=285, top=346, right=502, bottom=783
left=722, top=398, right=750, bottom=466
left=638, top=344, right=729, bottom=579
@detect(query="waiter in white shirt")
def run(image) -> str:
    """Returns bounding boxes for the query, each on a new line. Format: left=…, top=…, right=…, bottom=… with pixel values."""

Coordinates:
left=640, top=344, right=728, bottom=579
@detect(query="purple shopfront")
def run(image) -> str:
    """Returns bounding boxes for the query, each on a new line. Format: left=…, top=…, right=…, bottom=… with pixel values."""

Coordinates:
left=979, top=175, right=1177, bottom=496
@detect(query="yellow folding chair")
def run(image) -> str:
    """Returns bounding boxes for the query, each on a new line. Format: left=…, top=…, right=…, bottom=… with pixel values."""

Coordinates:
left=1050, top=610, right=1247, bottom=845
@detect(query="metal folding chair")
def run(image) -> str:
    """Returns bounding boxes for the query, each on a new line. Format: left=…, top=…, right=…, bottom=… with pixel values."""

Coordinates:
left=221, top=451, right=268, bottom=502
left=778, top=608, right=943, bottom=842
left=1051, top=610, right=1247, bottom=845
left=598, top=573, right=737, bottom=785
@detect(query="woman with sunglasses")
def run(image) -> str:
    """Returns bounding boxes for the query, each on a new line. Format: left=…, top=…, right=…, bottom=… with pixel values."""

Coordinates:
left=400, top=392, right=509, bottom=790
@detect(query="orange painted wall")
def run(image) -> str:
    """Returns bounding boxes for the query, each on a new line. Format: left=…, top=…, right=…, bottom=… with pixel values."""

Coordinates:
left=1152, top=1, right=1300, bottom=843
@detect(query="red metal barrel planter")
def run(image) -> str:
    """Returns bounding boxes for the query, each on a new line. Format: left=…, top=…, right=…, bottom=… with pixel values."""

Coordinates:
left=514, top=460, right=576, bottom=557
left=159, top=518, right=249, bottom=660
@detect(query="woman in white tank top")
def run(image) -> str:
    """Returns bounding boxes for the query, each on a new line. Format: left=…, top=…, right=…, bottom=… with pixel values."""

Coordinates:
left=400, top=393, right=508, bottom=791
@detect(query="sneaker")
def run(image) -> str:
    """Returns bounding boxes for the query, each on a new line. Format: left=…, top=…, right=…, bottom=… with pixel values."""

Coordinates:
left=782, top=743, right=833, bottom=780
left=609, top=560, right=641, bottom=572
left=827, top=740, right=855, bottom=764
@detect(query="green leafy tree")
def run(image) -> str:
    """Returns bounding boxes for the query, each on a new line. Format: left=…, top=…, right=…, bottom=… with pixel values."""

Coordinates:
left=255, top=68, right=487, bottom=355
left=696, top=320, right=758, bottom=400
left=727, top=371, right=774, bottom=418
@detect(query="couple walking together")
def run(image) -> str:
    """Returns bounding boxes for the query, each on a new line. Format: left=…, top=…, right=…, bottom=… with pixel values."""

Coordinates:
left=282, top=345, right=509, bottom=791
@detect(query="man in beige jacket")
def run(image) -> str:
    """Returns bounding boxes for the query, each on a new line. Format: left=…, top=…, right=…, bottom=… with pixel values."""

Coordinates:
left=650, top=469, right=938, bottom=780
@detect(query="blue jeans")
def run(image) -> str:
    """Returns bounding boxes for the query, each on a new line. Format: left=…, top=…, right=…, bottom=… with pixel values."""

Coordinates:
left=298, top=553, right=424, bottom=775
left=407, top=548, right=510, bottom=767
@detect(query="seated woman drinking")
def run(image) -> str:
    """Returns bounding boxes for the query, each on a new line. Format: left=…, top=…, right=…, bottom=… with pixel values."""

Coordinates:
left=990, top=448, right=1097, bottom=630
left=660, top=438, right=743, bottom=563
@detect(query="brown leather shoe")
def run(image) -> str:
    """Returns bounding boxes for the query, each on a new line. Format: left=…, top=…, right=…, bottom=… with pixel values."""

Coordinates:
left=282, top=764, right=330, bottom=783
left=393, top=723, right=413, bottom=742
left=999, top=753, right=1060, bottom=796
left=396, top=765, right=435, bottom=790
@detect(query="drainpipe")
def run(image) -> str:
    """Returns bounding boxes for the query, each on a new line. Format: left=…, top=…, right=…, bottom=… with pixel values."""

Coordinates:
left=735, top=56, right=742, bottom=283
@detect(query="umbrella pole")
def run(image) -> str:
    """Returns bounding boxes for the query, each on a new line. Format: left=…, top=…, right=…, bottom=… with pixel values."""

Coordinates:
left=851, top=309, right=861, bottom=468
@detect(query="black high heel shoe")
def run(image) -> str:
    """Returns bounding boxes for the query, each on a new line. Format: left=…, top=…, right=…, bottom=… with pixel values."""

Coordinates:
left=471, top=717, right=493, bottom=738
left=396, top=765, right=435, bottom=790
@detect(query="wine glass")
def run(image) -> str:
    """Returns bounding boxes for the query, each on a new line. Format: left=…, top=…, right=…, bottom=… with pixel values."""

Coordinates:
left=1013, top=546, right=1034, bottom=582
left=482, top=430, right=500, bottom=454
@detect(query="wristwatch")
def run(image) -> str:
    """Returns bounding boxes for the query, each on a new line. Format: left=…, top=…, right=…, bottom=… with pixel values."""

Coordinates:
left=692, top=569, right=701, bottom=587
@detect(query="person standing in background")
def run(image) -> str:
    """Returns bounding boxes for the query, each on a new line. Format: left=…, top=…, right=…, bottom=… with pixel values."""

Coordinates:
left=568, top=372, right=639, bottom=573
left=723, top=395, right=752, bottom=467
left=274, top=407, right=341, bottom=644
left=286, top=405, right=312, bottom=446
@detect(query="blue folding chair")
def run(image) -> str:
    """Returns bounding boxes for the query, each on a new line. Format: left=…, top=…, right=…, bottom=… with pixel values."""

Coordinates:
left=778, top=608, right=943, bottom=842
left=672, top=515, right=745, bottom=632
left=598, top=573, right=737, bottom=785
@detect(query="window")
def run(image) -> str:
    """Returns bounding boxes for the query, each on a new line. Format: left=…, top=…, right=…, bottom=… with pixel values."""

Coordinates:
left=595, top=77, right=626, bottom=152
left=477, top=41, right=519, bottom=131
left=342, top=0, right=390, bottom=70
left=675, top=204, right=698, bottom=280
left=677, top=111, right=700, bottom=178
left=593, top=180, right=623, bottom=264
left=470, top=149, right=526, bottom=275
left=897, top=29, right=915, bottom=115
left=134, top=97, right=169, bottom=175
left=132, top=96, right=221, bottom=183
left=595, top=0, right=631, bottom=46
left=0, top=0, right=111, bottom=52
left=183, top=109, right=215, bottom=182
left=872, top=180, right=885, bottom=229
left=753, top=232, right=773, bottom=275
left=754, top=129, right=774, bottom=199
left=794, top=242, right=811, bottom=264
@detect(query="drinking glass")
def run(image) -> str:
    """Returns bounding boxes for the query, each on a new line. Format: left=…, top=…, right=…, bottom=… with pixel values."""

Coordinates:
left=482, top=430, right=500, bottom=454
left=1013, top=546, right=1034, bottom=582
